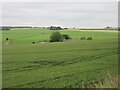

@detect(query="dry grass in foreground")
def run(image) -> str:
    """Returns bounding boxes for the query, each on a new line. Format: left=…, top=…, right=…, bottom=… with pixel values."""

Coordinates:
left=82, top=73, right=118, bottom=88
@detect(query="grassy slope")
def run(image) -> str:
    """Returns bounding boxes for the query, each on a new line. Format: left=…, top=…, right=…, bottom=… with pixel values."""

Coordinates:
left=2, top=28, right=118, bottom=88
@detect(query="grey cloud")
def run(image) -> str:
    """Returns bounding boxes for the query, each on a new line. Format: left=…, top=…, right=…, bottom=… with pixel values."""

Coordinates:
left=2, top=2, right=117, bottom=28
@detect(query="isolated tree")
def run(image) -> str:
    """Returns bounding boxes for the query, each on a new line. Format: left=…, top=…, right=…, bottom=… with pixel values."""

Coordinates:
left=50, top=31, right=63, bottom=42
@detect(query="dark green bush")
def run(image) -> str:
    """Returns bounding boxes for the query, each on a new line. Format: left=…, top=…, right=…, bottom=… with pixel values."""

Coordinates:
left=50, top=32, right=63, bottom=42
left=62, top=34, right=70, bottom=40
left=87, top=37, right=93, bottom=40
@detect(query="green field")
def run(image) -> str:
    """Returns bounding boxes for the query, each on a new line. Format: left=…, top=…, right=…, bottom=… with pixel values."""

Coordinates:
left=2, top=28, right=118, bottom=88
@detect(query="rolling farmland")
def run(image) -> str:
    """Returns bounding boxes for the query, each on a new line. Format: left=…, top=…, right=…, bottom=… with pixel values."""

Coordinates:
left=2, top=28, right=118, bottom=88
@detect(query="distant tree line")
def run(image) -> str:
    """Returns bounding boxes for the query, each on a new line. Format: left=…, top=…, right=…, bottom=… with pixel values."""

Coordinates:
left=2, top=27, right=11, bottom=30
left=1, top=26, right=32, bottom=30
left=11, top=26, right=32, bottom=28
left=48, top=26, right=62, bottom=30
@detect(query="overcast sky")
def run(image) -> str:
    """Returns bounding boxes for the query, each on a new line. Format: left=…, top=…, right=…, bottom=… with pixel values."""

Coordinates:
left=2, top=2, right=118, bottom=28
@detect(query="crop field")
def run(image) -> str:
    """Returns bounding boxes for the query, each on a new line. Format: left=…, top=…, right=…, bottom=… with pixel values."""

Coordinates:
left=2, top=28, right=118, bottom=88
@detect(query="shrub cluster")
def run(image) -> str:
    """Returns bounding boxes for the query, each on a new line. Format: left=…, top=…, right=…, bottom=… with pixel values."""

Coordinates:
left=80, top=37, right=93, bottom=40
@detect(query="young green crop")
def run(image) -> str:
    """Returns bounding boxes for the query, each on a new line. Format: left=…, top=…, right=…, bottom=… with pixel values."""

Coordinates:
left=2, top=28, right=118, bottom=88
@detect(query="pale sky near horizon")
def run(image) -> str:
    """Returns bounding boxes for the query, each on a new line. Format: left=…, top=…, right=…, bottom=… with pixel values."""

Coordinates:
left=2, top=2, right=118, bottom=28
